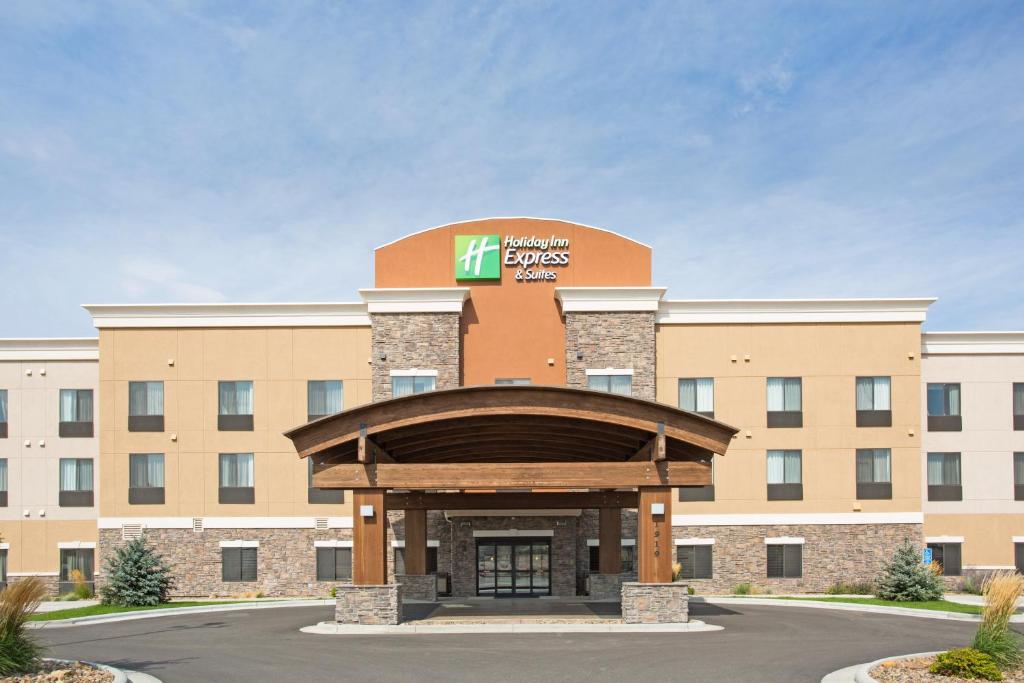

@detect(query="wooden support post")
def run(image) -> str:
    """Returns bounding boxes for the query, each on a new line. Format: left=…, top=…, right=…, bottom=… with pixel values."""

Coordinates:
left=637, top=487, right=672, bottom=583
left=352, top=489, right=387, bottom=584
left=598, top=507, right=622, bottom=574
left=404, top=508, right=427, bottom=576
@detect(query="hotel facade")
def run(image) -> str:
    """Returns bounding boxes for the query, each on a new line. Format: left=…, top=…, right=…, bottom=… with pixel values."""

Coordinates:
left=1, top=218, right=1022, bottom=612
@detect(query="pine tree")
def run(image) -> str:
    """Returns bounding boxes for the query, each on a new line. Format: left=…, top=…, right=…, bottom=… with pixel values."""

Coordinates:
left=875, top=539, right=943, bottom=602
left=99, top=535, right=175, bottom=607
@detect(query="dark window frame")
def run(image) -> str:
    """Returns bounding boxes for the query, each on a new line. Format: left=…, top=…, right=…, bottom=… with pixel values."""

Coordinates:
left=676, top=544, right=713, bottom=580
left=927, top=542, right=962, bottom=576
left=1014, top=384, right=1024, bottom=431
left=856, top=448, right=893, bottom=500
left=58, top=548, right=95, bottom=595
left=927, top=383, right=962, bottom=431
left=0, top=389, right=7, bottom=439
left=128, top=453, right=165, bottom=505
left=1014, top=453, right=1024, bottom=501
left=767, top=449, right=802, bottom=499
left=307, top=380, right=343, bottom=422
left=316, top=546, right=353, bottom=581
left=927, top=452, right=962, bottom=501
left=588, top=544, right=635, bottom=574
left=59, top=458, right=94, bottom=507
left=678, top=378, right=715, bottom=419
left=767, top=544, right=802, bottom=578
left=128, top=381, right=165, bottom=432
left=58, top=389, right=94, bottom=438
left=767, top=377, right=802, bottom=428
left=394, top=546, right=439, bottom=575
left=221, top=546, right=258, bottom=582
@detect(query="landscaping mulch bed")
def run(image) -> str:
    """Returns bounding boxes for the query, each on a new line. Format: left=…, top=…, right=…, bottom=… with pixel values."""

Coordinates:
left=871, top=655, right=1024, bottom=683
left=0, top=660, right=114, bottom=683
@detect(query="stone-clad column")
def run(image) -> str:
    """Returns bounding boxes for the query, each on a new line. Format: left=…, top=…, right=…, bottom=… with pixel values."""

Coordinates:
left=370, top=312, right=461, bottom=401
left=564, top=311, right=656, bottom=400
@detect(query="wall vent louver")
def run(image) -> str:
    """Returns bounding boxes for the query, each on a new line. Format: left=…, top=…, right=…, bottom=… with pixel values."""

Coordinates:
left=121, top=523, right=143, bottom=540
left=315, top=517, right=329, bottom=530
left=192, top=517, right=204, bottom=533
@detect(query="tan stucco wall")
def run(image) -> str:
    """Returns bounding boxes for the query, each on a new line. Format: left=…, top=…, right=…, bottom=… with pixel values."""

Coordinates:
left=924, top=514, right=1024, bottom=568
left=99, top=327, right=372, bottom=518
left=0, top=520, right=97, bottom=574
left=656, top=322, right=923, bottom=515
left=0, top=359, right=99, bottom=522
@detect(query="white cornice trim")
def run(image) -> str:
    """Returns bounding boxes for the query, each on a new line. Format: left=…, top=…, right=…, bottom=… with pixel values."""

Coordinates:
left=82, top=303, right=370, bottom=329
left=98, top=516, right=354, bottom=530
left=922, top=332, right=1024, bottom=356
left=359, top=288, right=470, bottom=314
left=657, top=298, right=936, bottom=324
left=670, top=512, right=923, bottom=526
left=555, top=287, right=666, bottom=312
left=0, top=338, right=98, bottom=361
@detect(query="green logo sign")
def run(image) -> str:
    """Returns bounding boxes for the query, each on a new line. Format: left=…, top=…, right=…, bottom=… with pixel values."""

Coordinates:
left=454, top=234, right=501, bottom=280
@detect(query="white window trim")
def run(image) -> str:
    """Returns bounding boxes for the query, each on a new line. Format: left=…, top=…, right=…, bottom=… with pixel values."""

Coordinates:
left=314, top=540, right=353, bottom=548
left=1013, top=536, right=1024, bottom=543
left=586, top=538, right=636, bottom=547
left=473, top=529, right=554, bottom=538
left=584, top=368, right=634, bottom=376
left=391, top=540, right=440, bottom=548
left=925, top=536, right=964, bottom=544
left=57, top=541, right=96, bottom=549
left=764, top=536, right=805, bottom=545
left=389, top=369, right=439, bottom=377
left=219, top=540, right=259, bottom=548
left=0, top=543, right=9, bottom=550
left=674, top=538, right=715, bottom=546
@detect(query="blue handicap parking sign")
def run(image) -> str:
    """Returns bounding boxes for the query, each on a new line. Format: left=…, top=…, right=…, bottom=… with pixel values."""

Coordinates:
left=922, top=547, right=933, bottom=564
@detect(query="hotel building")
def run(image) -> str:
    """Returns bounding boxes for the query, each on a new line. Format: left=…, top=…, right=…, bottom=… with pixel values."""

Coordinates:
left=0, top=218, right=1020, bottom=613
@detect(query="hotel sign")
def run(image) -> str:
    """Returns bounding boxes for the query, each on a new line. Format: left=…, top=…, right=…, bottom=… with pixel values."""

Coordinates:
left=455, top=234, right=570, bottom=282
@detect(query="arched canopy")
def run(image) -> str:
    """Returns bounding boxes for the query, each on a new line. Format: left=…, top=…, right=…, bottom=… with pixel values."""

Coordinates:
left=285, top=385, right=736, bottom=467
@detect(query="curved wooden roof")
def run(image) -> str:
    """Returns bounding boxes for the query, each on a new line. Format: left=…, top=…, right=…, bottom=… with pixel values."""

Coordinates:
left=285, top=385, right=736, bottom=465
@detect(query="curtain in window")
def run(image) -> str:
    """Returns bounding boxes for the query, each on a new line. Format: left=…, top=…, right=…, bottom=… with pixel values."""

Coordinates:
left=856, top=450, right=873, bottom=483
left=130, top=454, right=163, bottom=488
left=609, top=375, right=632, bottom=396
left=679, top=379, right=696, bottom=411
left=1015, top=385, right=1024, bottom=416
left=129, top=382, right=164, bottom=416
left=856, top=378, right=874, bottom=411
left=784, top=450, right=801, bottom=483
left=392, top=376, right=415, bottom=398
left=587, top=375, right=609, bottom=392
left=695, top=378, right=714, bottom=412
left=767, top=378, right=785, bottom=411
left=862, top=449, right=892, bottom=483
left=621, top=546, right=635, bottom=573
left=60, top=459, right=92, bottom=492
left=783, top=379, right=801, bottom=411
left=220, top=453, right=254, bottom=487
left=927, top=384, right=945, bottom=416
left=60, top=390, right=77, bottom=421
left=947, top=384, right=960, bottom=416
left=0, top=459, right=6, bottom=491
left=219, top=382, right=253, bottom=415
left=927, top=453, right=943, bottom=485
left=1014, top=454, right=1024, bottom=486
left=414, top=376, right=436, bottom=393
left=308, top=381, right=343, bottom=417
left=928, top=453, right=960, bottom=485
left=874, top=377, right=891, bottom=410
left=60, top=549, right=94, bottom=581
left=767, top=451, right=786, bottom=484
left=0, top=390, right=6, bottom=422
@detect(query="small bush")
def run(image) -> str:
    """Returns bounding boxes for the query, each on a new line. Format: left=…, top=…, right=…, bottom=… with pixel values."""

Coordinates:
left=962, top=575, right=985, bottom=596
left=733, top=583, right=752, bottom=595
left=671, top=562, right=682, bottom=582
left=930, top=648, right=1002, bottom=681
left=330, top=587, right=337, bottom=598
left=0, top=577, right=48, bottom=675
left=100, top=535, right=174, bottom=607
left=687, top=586, right=695, bottom=596
left=826, top=581, right=874, bottom=595
left=875, top=539, right=943, bottom=602
left=70, top=569, right=93, bottom=600
left=973, top=571, right=1024, bottom=668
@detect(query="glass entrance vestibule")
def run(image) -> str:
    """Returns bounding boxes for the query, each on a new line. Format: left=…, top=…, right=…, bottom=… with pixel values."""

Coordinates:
left=476, top=538, right=551, bottom=596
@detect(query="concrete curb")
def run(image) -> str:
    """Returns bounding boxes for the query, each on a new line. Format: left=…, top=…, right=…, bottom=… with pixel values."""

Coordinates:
left=300, top=619, right=723, bottom=635
left=28, top=599, right=334, bottom=628
left=819, top=651, right=942, bottom=683
left=697, top=597, right=1023, bottom=622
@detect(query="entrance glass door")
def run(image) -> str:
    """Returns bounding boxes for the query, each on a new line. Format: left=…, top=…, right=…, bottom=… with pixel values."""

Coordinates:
left=476, top=538, right=552, bottom=596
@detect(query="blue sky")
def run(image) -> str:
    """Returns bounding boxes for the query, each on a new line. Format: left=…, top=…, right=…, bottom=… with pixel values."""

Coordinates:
left=1, top=1, right=1022, bottom=336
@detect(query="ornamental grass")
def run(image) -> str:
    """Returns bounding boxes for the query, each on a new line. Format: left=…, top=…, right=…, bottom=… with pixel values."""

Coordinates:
left=0, top=577, right=48, bottom=675
left=972, top=571, right=1024, bottom=669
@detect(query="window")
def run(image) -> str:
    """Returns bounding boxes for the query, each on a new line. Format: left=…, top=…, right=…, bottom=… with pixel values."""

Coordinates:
left=856, top=448, right=892, bottom=499
left=129, top=453, right=165, bottom=505
left=307, top=380, right=343, bottom=421
left=58, top=389, right=93, bottom=438
left=391, top=374, right=436, bottom=397
left=395, top=546, right=439, bottom=575
left=927, top=383, right=962, bottom=431
left=1014, top=384, right=1024, bottom=430
left=0, top=389, right=6, bottom=438
left=676, top=545, right=713, bottom=580
left=767, top=543, right=802, bottom=578
left=219, top=453, right=254, bottom=504
left=59, top=548, right=94, bottom=595
left=128, top=381, right=164, bottom=432
left=767, top=450, right=802, bottom=500
left=316, top=546, right=352, bottom=581
left=927, top=542, right=961, bottom=576
left=218, top=381, right=253, bottom=431
left=679, top=459, right=715, bottom=502
left=856, top=377, right=892, bottom=427
left=587, top=370, right=632, bottom=396
left=495, top=378, right=531, bottom=385
left=927, top=452, right=962, bottom=501
left=0, top=548, right=6, bottom=590
left=0, top=458, right=6, bottom=507
left=221, top=547, right=257, bottom=582
left=59, top=459, right=94, bottom=507
left=1016, top=543, right=1024, bottom=575
left=588, top=544, right=635, bottom=574
left=308, top=459, right=344, bottom=504
left=1014, top=453, right=1024, bottom=501
left=679, top=378, right=714, bottom=418
left=767, top=377, right=802, bottom=427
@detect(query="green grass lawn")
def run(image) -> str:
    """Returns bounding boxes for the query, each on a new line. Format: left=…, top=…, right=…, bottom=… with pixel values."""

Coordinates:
left=30, top=600, right=261, bottom=622
left=770, top=596, right=983, bottom=615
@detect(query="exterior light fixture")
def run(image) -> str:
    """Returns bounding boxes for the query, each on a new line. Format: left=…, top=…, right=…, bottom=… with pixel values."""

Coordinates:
left=576, top=350, right=583, bottom=361
left=650, top=503, right=665, bottom=516
left=359, top=504, right=375, bottom=518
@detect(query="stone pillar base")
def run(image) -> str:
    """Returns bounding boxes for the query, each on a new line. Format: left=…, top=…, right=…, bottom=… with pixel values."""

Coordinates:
left=334, top=584, right=403, bottom=625
left=588, top=573, right=623, bottom=601
left=397, top=574, right=437, bottom=602
left=621, top=582, right=688, bottom=624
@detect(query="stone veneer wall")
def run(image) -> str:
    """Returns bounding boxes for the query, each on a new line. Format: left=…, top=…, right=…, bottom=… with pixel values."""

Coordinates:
left=672, top=523, right=923, bottom=594
left=335, top=584, right=402, bottom=625
left=621, top=582, right=689, bottom=623
left=8, top=574, right=59, bottom=597
left=576, top=509, right=638, bottom=594
left=564, top=311, right=656, bottom=400
left=99, top=528, right=353, bottom=597
left=397, top=574, right=437, bottom=601
left=370, top=312, right=461, bottom=401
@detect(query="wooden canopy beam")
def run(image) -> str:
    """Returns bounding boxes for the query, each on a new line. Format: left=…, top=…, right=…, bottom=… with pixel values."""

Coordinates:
left=386, top=491, right=639, bottom=510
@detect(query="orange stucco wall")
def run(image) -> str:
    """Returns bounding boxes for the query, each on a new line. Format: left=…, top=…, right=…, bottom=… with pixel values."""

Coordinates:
left=375, top=218, right=652, bottom=386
